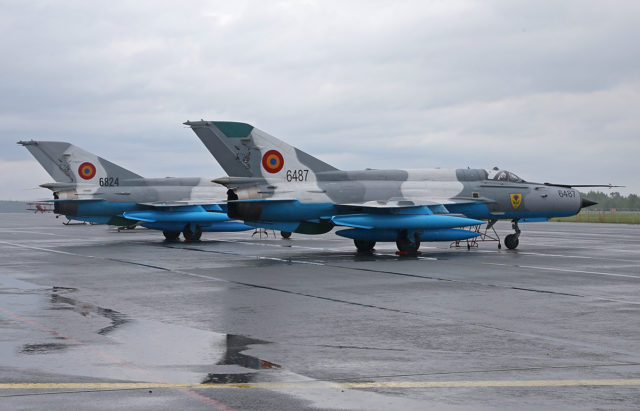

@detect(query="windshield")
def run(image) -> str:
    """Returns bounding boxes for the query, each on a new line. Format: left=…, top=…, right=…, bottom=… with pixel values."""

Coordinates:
left=488, top=169, right=524, bottom=183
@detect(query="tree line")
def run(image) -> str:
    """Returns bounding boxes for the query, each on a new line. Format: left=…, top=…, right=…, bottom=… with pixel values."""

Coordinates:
left=581, top=191, right=640, bottom=211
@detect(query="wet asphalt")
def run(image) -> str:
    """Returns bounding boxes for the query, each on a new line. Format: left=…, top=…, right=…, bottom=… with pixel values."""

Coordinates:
left=0, top=213, right=639, bottom=410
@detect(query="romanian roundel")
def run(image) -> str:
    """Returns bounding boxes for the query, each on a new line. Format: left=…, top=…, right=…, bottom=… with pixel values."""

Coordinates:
left=261, top=150, right=284, bottom=173
left=78, top=162, right=97, bottom=180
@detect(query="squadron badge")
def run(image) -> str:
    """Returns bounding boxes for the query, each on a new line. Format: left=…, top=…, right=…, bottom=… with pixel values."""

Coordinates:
left=510, top=193, right=522, bottom=209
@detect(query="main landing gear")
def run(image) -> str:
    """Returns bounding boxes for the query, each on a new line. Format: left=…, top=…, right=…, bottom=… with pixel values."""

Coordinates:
left=396, top=230, right=421, bottom=255
left=163, top=231, right=181, bottom=241
left=504, top=219, right=521, bottom=250
left=354, top=239, right=376, bottom=253
left=182, top=224, right=203, bottom=242
left=163, top=224, right=203, bottom=242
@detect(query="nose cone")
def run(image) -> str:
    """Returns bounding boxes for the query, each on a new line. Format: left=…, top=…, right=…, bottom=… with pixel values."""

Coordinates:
left=580, top=197, right=598, bottom=209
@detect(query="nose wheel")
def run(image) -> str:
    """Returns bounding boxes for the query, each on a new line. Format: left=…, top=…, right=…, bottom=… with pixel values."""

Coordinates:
left=280, top=231, right=292, bottom=239
left=504, top=220, right=521, bottom=250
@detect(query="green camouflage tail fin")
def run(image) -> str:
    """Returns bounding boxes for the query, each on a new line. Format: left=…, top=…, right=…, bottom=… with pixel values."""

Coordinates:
left=185, top=121, right=338, bottom=179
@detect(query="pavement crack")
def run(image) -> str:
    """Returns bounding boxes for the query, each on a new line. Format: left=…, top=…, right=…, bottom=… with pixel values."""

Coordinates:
left=230, top=281, right=415, bottom=315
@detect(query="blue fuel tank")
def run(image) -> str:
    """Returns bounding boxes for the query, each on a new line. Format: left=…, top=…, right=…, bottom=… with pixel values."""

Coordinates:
left=335, top=228, right=481, bottom=242
left=331, top=214, right=483, bottom=230
left=123, top=210, right=232, bottom=224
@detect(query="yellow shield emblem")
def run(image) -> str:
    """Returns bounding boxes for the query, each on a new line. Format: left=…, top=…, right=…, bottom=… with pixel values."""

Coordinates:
left=510, top=193, right=522, bottom=209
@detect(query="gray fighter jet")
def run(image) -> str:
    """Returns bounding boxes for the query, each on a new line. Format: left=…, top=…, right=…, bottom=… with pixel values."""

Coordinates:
left=19, top=140, right=250, bottom=240
left=185, top=121, right=604, bottom=254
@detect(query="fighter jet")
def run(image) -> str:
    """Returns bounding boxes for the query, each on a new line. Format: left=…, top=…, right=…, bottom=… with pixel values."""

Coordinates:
left=19, top=140, right=250, bottom=240
left=185, top=121, right=601, bottom=254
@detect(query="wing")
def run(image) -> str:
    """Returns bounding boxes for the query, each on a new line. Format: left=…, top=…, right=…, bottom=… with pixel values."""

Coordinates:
left=225, top=197, right=483, bottom=242
left=336, top=199, right=454, bottom=214
left=138, top=200, right=226, bottom=208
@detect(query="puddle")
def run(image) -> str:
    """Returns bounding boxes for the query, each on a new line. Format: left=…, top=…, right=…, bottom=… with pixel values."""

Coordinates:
left=1, top=277, right=431, bottom=409
left=12, top=285, right=130, bottom=354
left=3, top=276, right=283, bottom=383
left=203, top=334, right=281, bottom=384
left=49, top=291, right=129, bottom=336
left=0, top=277, right=77, bottom=296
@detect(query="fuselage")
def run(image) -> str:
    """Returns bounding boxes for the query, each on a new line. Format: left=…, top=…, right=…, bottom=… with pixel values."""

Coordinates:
left=50, top=177, right=229, bottom=225
left=227, top=168, right=582, bottom=224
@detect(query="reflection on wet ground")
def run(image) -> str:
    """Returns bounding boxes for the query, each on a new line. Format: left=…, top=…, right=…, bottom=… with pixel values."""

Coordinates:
left=47, top=290, right=283, bottom=385
left=4, top=277, right=283, bottom=385
left=20, top=343, right=68, bottom=354
left=49, top=287, right=129, bottom=336
left=203, top=334, right=281, bottom=384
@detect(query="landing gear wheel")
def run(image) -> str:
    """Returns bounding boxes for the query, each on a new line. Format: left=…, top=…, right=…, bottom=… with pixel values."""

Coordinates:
left=183, top=224, right=202, bottom=242
left=504, top=234, right=519, bottom=250
left=163, top=231, right=180, bottom=241
left=280, top=231, right=292, bottom=239
left=396, top=230, right=421, bottom=254
left=354, top=239, right=376, bottom=253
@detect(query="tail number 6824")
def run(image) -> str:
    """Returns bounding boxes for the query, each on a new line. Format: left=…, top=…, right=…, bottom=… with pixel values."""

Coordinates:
left=99, top=177, right=119, bottom=187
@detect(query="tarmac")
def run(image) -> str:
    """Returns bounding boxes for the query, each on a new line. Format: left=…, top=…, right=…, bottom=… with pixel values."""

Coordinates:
left=0, top=212, right=639, bottom=410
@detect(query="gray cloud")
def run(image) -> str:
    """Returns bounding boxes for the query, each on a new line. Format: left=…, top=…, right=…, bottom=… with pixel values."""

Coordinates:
left=1, top=0, right=638, bottom=199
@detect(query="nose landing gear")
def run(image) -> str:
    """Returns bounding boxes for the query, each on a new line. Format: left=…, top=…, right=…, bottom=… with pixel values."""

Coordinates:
left=280, top=231, right=292, bottom=239
left=504, top=219, right=521, bottom=250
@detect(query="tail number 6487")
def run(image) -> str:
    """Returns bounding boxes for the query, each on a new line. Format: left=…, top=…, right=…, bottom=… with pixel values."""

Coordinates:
left=286, top=169, right=309, bottom=182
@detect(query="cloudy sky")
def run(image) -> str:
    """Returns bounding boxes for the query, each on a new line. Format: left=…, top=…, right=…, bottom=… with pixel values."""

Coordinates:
left=1, top=0, right=638, bottom=200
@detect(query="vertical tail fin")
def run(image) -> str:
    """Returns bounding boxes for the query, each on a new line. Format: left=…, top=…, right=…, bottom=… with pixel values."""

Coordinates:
left=18, top=140, right=142, bottom=183
left=185, top=121, right=338, bottom=179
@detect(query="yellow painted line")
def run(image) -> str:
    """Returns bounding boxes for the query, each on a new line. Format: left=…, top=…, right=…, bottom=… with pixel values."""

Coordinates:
left=1, top=379, right=640, bottom=390
left=339, top=379, right=640, bottom=389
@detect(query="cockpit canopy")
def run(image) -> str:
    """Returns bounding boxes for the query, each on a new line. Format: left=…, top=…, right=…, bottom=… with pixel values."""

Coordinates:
left=487, top=168, right=524, bottom=183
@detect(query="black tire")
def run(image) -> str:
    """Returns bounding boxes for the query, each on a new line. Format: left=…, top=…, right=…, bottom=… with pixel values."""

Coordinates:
left=163, top=231, right=180, bottom=241
left=183, top=224, right=203, bottom=242
left=354, top=239, right=376, bottom=253
left=396, top=230, right=420, bottom=254
left=504, top=234, right=519, bottom=250
left=280, top=231, right=292, bottom=239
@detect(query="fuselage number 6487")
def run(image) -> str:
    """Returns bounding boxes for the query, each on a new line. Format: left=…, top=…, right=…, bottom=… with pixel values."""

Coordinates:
left=286, top=169, right=309, bottom=182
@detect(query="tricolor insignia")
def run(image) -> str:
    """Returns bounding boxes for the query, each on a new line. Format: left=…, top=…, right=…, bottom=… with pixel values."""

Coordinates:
left=510, top=193, right=522, bottom=209
left=78, top=162, right=97, bottom=180
left=262, top=150, right=284, bottom=173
